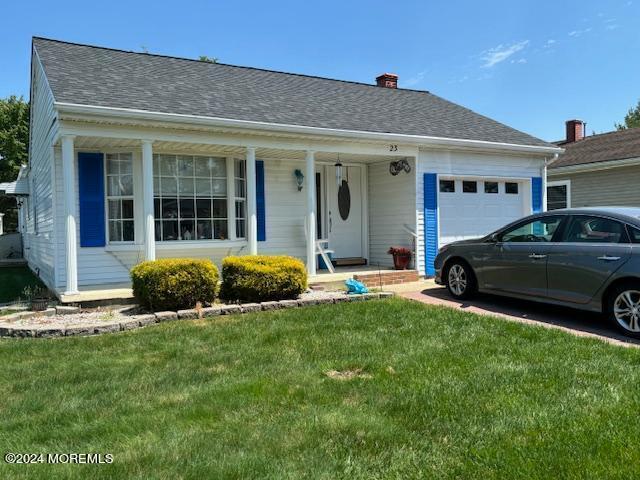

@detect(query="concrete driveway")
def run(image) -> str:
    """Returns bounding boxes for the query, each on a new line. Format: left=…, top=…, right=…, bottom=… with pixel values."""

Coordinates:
left=401, top=283, right=640, bottom=348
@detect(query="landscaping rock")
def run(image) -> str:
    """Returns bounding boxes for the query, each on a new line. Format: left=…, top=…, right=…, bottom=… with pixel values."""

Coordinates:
left=332, top=295, right=350, bottom=303
left=177, top=309, right=199, bottom=320
left=93, top=324, right=120, bottom=334
left=347, top=295, right=365, bottom=302
left=361, top=293, right=380, bottom=301
left=0, top=324, right=13, bottom=336
left=120, top=318, right=140, bottom=330
left=260, top=301, right=282, bottom=310
left=241, top=303, right=262, bottom=313
left=220, top=305, right=241, bottom=315
left=201, top=306, right=223, bottom=318
left=65, top=325, right=94, bottom=336
left=138, top=314, right=158, bottom=326
left=34, top=327, right=65, bottom=338
left=298, top=298, right=320, bottom=306
left=11, top=328, right=35, bottom=338
left=55, top=306, right=80, bottom=315
left=278, top=299, right=299, bottom=309
left=155, top=311, right=177, bottom=322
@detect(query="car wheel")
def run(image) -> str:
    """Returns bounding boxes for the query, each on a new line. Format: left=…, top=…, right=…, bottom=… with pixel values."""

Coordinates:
left=607, top=282, right=640, bottom=337
left=445, top=261, right=477, bottom=300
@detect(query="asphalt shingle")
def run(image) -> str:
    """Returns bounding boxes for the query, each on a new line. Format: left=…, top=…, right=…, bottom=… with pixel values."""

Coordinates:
left=34, top=37, right=553, bottom=148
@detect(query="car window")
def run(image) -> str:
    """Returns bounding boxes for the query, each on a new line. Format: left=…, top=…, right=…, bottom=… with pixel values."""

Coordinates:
left=628, top=226, right=640, bottom=244
left=500, top=216, right=563, bottom=243
left=562, top=216, right=625, bottom=244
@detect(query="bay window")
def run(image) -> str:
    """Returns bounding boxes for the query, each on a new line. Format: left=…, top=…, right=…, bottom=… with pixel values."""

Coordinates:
left=106, top=153, right=134, bottom=242
left=153, top=154, right=244, bottom=241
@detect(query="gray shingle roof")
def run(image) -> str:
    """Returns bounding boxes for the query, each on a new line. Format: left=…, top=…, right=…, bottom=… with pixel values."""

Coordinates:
left=34, top=37, right=553, bottom=148
left=550, top=127, right=640, bottom=169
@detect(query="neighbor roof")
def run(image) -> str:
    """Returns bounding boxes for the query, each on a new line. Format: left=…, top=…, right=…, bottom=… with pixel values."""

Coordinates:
left=549, top=127, right=640, bottom=169
left=33, top=37, right=553, bottom=148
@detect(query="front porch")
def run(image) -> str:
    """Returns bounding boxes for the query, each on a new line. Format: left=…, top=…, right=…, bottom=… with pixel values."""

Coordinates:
left=53, top=120, right=420, bottom=301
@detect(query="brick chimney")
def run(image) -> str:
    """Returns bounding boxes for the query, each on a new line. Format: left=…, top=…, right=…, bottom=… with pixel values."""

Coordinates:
left=565, top=119, right=584, bottom=143
left=376, top=73, right=398, bottom=89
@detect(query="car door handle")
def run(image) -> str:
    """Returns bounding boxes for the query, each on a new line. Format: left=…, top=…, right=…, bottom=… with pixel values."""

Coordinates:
left=598, top=255, right=621, bottom=261
left=528, top=253, right=547, bottom=259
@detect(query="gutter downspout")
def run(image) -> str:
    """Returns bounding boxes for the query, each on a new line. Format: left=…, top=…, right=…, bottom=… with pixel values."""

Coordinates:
left=542, top=153, right=558, bottom=212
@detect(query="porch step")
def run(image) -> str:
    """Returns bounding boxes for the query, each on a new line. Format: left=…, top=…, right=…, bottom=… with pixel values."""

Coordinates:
left=332, top=257, right=367, bottom=267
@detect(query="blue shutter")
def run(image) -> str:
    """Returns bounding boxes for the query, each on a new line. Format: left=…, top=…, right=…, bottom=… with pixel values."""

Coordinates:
left=78, top=152, right=106, bottom=247
left=256, top=160, right=266, bottom=241
left=424, top=173, right=438, bottom=276
left=531, top=177, right=543, bottom=214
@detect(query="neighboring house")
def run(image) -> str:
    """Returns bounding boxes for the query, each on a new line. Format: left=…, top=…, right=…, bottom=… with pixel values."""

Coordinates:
left=548, top=120, right=640, bottom=210
left=21, top=37, right=559, bottom=301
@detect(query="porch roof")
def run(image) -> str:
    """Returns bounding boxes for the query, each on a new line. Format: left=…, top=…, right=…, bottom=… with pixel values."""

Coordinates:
left=34, top=37, right=555, bottom=150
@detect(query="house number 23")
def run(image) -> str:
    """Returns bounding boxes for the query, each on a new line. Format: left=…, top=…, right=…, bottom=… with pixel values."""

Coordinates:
left=389, top=144, right=398, bottom=152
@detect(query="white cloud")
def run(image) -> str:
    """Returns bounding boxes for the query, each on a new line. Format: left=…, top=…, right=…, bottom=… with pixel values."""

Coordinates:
left=403, top=70, right=427, bottom=88
left=605, top=23, right=620, bottom=30
left=481, top=40, right=529, bottom=68
left=568, top=27, right=592, bottom=37
left=510, top=58, right=527, bottom=64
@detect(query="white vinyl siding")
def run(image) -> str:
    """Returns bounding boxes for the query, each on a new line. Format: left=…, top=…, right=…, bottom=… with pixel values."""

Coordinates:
left=368, top=158, right=416, bottom=268
left=23, top=52, right=58, bottom=289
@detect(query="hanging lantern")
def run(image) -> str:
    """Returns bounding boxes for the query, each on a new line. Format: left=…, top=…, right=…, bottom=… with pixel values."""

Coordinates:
left=335, top=155, right=343, bottom=187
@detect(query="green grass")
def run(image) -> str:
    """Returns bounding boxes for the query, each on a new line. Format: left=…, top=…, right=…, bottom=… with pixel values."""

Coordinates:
left=1, top=298, right=640, bottom=479
left=0, top=266, right=44, bottom=303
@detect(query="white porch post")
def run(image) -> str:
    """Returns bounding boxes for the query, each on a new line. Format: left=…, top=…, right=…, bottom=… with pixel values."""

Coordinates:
left=61, top=134, right=78, bottom=294
left=246, top=147, right=258, bottom=255
left=142, top=140, right=156, bottom=260
left=305, top=150, right=316, bottom=276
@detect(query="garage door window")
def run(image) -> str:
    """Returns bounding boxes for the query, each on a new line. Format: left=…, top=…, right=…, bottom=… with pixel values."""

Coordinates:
left=484, top=181, right=498, bottom=194
left=505, top=182, right=519, bottom=194
left=439, top=180, right=455, bottom=193
left=462, top=181, right=477, bottom=193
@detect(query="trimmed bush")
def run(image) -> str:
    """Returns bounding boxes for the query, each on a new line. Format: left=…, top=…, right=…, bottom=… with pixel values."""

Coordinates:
left=130, top=258, right=219, bottom=311
left=220, top=255, right=307, bottom=303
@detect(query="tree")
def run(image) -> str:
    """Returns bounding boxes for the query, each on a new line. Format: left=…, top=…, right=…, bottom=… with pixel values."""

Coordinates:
left=0, top=96, right=29, bottom=233
left=198, top=55, right=218, bottom=64
left=615, top=99, right=640, bottom=130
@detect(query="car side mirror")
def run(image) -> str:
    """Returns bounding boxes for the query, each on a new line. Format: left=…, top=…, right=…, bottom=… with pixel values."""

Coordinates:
left=489, top=233, right=500, bottom=243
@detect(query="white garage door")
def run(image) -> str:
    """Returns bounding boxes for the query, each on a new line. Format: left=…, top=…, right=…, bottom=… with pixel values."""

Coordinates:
left=439, top=178, right=525, bottom=246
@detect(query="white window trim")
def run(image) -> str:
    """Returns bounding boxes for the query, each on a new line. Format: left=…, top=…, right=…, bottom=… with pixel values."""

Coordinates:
left=547, top=180, right=571, bottom=209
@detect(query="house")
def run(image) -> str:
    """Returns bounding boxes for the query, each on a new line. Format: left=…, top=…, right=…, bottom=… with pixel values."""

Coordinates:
left=548, top=120, right=640, bottom=209
left=19, top=37, right=560, bottom=301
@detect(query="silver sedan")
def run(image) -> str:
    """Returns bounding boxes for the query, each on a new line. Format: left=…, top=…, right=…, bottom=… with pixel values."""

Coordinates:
left=434, top=208, right=640, bottom=337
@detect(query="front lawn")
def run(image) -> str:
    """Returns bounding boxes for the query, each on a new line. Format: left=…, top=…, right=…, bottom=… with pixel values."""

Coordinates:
left=1, top=298, right=640, bottom=478
left=0, top=266, right=44, bottom=304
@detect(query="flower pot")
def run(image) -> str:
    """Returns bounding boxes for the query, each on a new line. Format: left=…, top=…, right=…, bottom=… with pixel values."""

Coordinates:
left=31, top=297, right=49, bottom=312
left=392, top=254, right=411, bottom=270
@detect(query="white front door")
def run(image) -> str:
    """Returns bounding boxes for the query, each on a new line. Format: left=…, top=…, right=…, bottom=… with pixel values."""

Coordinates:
left=326, top=165, right=363, bottom=259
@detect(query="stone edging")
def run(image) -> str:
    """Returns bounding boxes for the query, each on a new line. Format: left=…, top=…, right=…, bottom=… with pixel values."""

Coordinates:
left=0, top=292, right=393, bottom=339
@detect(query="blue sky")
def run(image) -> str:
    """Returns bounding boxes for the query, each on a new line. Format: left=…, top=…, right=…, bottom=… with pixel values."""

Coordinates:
left=1, top=0, right=638, bottom=141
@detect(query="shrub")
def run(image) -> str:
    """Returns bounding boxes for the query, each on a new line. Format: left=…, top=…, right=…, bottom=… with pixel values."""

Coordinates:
left=220, top=255, right=307, bottom=303
left=130, top=258, right=219, bottom=311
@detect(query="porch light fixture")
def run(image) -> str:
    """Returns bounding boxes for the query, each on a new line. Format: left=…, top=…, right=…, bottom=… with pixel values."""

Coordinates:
left=294, top=169, right=304, bottom=191
left=335, top=155, right=343, bottom=187
left=389, top=158, right=411, bottom=176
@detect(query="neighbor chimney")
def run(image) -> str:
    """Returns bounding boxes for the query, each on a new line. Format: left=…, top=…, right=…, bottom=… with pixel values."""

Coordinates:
left=376, top=73, right=398, bottom=89
left=565, top=119, right=584, bottom=143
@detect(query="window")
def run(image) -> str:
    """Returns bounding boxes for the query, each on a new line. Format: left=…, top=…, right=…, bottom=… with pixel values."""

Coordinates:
left=234, top=159, right=246, bottom=239
left=629, top=227, right=640, bottom=244
left=106, top=153, right=134, bottom=242
left=439, top=179, right=455, bottom=193
left=500, top=216, right=562, bottom=243
left=562, top=216, right=625, bottom=244
left=484, top=181, right=498, bottom=194
left=153, top=154, right=231, bottom=241
left=505, top=182, right=519, bottom=194
left=462, top=181, right=477, bottom=193
left=547, top=181, right=570, bottom=210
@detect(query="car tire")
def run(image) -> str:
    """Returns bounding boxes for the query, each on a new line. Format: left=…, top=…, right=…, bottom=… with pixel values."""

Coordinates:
left=444, top=260, right=477, bottom=300
left=606, top=282, right=640, bottom=338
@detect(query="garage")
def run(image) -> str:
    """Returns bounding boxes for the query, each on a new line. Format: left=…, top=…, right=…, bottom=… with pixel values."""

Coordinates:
left=438, top=177, right=528, bottom=245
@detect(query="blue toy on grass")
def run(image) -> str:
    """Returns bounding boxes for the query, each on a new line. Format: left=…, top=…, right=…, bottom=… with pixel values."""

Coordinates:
left=345, top=278, right=368, bottom=295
